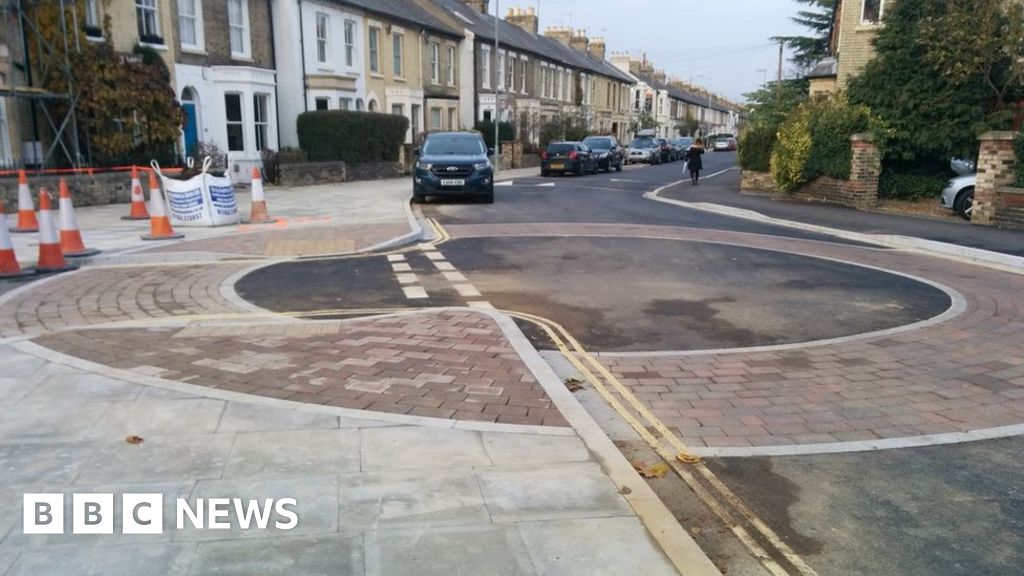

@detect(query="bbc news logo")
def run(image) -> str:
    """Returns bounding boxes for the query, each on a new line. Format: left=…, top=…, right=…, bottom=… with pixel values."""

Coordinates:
left=23, top=494, right=298, bottom=535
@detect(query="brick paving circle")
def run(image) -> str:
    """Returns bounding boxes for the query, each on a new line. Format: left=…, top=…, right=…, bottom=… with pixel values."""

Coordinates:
left=445, top=222, right=1024, bottom=450
left=34, top=310, right=568, bottom=427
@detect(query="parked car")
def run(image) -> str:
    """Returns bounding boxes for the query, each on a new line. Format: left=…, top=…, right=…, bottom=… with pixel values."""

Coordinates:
left=941, top=173, right=975, bottom=219
left=656, top=138, right=675, bottom=163
left=541, top=142, right=598, bottom=176
left=627, top=136, right=661, bottom=165
left=673, top=137, right=695, bottom=152
left=413, top=131, right=495, bottom=204
left=582, top=135, right=624, bottom=172
left=713, top=137, right=738, bottom=151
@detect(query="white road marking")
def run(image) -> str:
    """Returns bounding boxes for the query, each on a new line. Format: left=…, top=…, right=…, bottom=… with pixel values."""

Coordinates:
left=453, top=284, right=481, bottom=297
left=609, top=178, right=643, bottom=183
left=391, top=262, right=412, bottom=272
left=424, top=252, right=445, bottom=261
left=495, top=181, right=515, bottom=187
left=416, top=243, right=435, bottom=251
left=443, top=271, right=467, bottom=282
left=395, top=273, right=418, bottom=285
left=536, top=183, right=556, bottom=187
left=402, top=286, right=428, bottom=299
left=433, top=261, right=456, bottom=272
left=386, top=254, right=406, bottom=262
left=467, top=301, right=495, bottom=309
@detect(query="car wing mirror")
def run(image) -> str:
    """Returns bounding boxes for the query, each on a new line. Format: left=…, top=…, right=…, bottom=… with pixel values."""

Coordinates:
left=413, top=148, right=421, bottom=158
left=487, top=147, right=495, bottom=156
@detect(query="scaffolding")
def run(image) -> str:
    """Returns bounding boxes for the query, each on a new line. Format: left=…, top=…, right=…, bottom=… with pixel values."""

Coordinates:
left=0, top=0, right=82, bottom=169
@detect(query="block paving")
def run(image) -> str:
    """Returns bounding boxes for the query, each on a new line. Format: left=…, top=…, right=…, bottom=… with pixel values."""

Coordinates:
left=447, top=222, right=1024, bottom=448
left=35, top=310, right=569, bottom=427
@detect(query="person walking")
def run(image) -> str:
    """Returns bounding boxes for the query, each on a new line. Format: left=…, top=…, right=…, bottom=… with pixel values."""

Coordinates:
left=684, top=139, right=705, bottom=185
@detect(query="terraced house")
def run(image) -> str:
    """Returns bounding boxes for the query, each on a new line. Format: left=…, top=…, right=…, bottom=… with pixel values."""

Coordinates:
left=806, top=0, right=887, bottom=94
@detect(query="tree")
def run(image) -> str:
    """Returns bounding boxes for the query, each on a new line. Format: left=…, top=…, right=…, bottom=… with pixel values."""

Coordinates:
left=629, top=109, right=658, bottom=134
left=773, top=0, right=837, bottom=70
left=675, top=112, right=700, bottom=136
left=918, top=0, right=1024, bottom=109
left=743, top=78, right=809, bottom=129
left=847, top=0, right=1004, bottom=163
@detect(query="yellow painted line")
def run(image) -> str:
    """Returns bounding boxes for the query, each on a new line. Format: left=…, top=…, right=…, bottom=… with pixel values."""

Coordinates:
left=506, top=310, right=820, bottom=576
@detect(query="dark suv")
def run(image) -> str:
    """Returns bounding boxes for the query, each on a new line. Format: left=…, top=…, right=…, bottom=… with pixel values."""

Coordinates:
left=582, top=135, right=624, bottom=172
left=413, top=132, right=495, bottom=203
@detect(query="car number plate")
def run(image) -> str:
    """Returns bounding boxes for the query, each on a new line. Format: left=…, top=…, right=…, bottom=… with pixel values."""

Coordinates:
left=440, top=179, right=465, bottom=186
left=550, top=163, right=564, bottom=170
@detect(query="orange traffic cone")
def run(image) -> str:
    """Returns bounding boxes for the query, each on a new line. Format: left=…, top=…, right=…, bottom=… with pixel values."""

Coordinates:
left=140, top=171, right=184, bottom=241
left=245, top=167, right=276, bottom=224
left=35, top=189, right=77, bottom=273
left=0, top=201, right=34, bottom=278
left=121, top=166, right=149, bottom=220
left=10, top=170, right=39, bottom=233
left=58, top=179, right=100, bottom=257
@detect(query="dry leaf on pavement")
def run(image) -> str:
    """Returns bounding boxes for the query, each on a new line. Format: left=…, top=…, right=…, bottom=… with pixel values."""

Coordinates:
left=632, top=460, right=670, bottom=478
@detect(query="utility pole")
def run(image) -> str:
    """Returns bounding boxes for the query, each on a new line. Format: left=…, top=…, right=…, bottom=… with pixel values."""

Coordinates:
left=494, top=0, right=501, bottom=173
left=775, top=41, right=784, bottom=102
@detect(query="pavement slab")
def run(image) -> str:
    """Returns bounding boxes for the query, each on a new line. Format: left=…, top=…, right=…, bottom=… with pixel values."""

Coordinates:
left=189, top=533, right=364, bottom=576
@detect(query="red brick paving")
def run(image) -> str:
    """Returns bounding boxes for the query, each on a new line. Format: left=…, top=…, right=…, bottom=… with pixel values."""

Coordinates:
left=138, top=222, right=410, bottom=257
left=448, top=222, right=1024, bottom=448
left=34, top=310, right=569, bottom=427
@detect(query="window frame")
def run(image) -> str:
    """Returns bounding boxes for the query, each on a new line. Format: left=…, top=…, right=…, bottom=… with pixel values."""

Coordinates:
left=430, top=42, right=440, bottom=84
left=315, top=12, right=329, bottom=66
left=136, top=0, right=162, bottom=44
left=481, top=45, right=491, bottom=89
left=392, top=32, right=404, bottom=78
left=344, top=19, right=356, bottom=67
left=315, top=97, right=330, bottom=111
left=430, top=107, right=442, bottom=131
left=860, top=0, right=885, bottom=25
left=227, top=0, right=250, bottom=59
left=253, top=93, right=270, bottom=152
left=368, top=27, right=381, bottom=73
left=178, top=0, right=204, bottom=51
left=446, top=45, right=456, bottom=85
left=518, top=55, right=528, bottom=94
left=224, top=92, right=246, bottom=152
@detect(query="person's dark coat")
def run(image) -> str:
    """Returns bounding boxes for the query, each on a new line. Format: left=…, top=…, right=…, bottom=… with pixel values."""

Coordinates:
left=684, top=146, right=704, bottom=172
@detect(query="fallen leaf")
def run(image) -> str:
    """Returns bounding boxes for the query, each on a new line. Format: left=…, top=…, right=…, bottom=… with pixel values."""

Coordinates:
left=618, top=486, right=633, bottom=495
left=690, top=526, right=703, bottom=536
left=125, top=435, right=144, bottom=445
left=632, top=460, right=670, bottom=478
left=563, top=378, right=584, bottom=392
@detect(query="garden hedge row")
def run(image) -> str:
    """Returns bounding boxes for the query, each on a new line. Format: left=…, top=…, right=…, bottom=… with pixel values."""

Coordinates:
left=297, top=111, right=409, bottom=163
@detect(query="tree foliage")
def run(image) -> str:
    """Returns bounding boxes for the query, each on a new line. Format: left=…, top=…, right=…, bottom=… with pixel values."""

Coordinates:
left=743, top=78, right=809, bottom=129
left=773, top=0, right=837, bottom=69
left=918, top=0, right=1024, bottom=109
left=32, top=4, right=182, bottom=162
left=675, top=112, right=700, bottom=137
left=847, top=0, right=1006, bottom=164
left=541, top=110, right=591, bottom=145
left=629, top=109, right=658, bottom=134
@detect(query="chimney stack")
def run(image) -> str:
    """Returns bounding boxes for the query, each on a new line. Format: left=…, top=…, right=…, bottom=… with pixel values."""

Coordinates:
left=569, top=30, right=589, bottom=53
left=588, top=37, right=606, bottom=60
left=653, top=69, right=666, bottom=84
left=505, top=6, right=539, bottom=35
left=544, top=26, right=573, bottom=46
left=463, top=0, right=489, bottom=13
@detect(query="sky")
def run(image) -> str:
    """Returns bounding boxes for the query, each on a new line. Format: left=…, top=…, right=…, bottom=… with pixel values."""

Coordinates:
left=487, top=0, right=809, bottom=102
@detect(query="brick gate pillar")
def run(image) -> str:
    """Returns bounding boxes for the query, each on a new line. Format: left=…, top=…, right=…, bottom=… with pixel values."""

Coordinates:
left=848, top=133, right=881, bottom=209
left=973, top=131, right=1018, bottom=226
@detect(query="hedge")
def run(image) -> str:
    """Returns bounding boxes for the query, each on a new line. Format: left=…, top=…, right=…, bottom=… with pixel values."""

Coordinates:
left=297, top=111, right=409, bottom=162
left=805, top=98, right=876, bottom=181
left=474, top=121, right=516, bottom=149
left=878, top=171, right=949, bottom=200
left=738, top=124, right=776, bottom=172
left=1015, top=133, right=1024, bottom=188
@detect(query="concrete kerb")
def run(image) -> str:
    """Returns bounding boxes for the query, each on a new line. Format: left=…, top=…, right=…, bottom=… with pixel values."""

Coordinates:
left=648, top=168, right=1024, bottom=275
left=474, top=308, right=723, bottom=576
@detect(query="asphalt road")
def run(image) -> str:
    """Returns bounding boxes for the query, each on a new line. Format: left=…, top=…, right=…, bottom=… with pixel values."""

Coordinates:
left=236, top=152, right=1024, bottom=576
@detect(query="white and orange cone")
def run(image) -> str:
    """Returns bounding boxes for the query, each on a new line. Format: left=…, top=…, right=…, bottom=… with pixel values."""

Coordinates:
left=245, top=167, right=276, bottom=224
left=0, top=200, right=34, bottom=278
left=121, top=166, right=149, bottom=220
left=58, top=179, right=100, bottom=257
left=10, top=170, right=39, bottom=233
left=140, top=171, right=184, bottom=241
left=35, top=189, right=77, bottom=273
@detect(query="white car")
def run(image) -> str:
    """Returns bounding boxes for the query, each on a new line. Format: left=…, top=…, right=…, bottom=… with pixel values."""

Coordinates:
left=940, top=173, right=975, bottom=219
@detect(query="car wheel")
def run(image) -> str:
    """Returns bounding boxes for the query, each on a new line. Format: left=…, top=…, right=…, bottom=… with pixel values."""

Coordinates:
left=480, top=190, right=495, bottom=204
left=576, top=164, right=584, bottom=177
left=955, top=187, right=974, bottom=219
left=412, top=193, right=426, bottom=204
left=615, top=160, right=623, bottom=172
left=541, top=169, right=550, bottom=177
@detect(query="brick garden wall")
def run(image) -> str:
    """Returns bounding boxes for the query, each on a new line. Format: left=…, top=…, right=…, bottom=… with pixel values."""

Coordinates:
left=740, top=170, right=775, bottom=193
left=0, top=172, right=132, bottom=212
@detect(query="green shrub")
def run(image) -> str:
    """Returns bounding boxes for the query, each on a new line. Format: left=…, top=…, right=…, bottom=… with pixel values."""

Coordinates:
left=474, top=121, right=516, bottom=149
left=738, top=124, right=776, bottom=172
left=878, top=171, right=949, bottom=200
left=297, top=111, right=409, bottom=162
left=805, top=97, right=877, bottom=181
left=770, top=106, right=813, bottom=192
left=1015, top=133, right=1024, bottom=188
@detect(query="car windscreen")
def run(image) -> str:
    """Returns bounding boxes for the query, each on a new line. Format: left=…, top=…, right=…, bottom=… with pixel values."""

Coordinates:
left=583, top=138, right=611, bottom=150
left=423, top=135, right=486, bottom=156
left=547, top=144, right=576, bottom=154
left=631, top=138, right=657, bottom=149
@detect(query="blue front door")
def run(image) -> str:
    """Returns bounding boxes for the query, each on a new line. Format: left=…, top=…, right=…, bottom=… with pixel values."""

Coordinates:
left=183, top=102, right=199, bottom=159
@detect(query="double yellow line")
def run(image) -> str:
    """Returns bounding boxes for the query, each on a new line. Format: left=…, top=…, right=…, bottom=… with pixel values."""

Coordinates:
left=507, top=310, right=820, bottom=576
